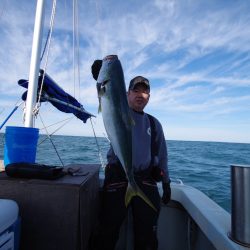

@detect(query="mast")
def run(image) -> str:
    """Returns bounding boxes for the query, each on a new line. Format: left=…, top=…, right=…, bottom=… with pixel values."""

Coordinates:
left=25, top=0, right=46, bottom=128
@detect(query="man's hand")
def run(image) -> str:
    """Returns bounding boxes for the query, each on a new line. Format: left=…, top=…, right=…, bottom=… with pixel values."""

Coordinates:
left=162, top=181, right=171, bottom=204
left=91, top=60, right=102, bottom=80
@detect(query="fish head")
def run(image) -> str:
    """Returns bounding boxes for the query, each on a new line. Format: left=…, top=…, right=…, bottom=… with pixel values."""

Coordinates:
left=96, top=80, right=108, bottom=96
left=96, top=55, right=128, bottom=114
left=96, top=80, right=109, bottom=112
left=96, top=55, right=119, bottom=112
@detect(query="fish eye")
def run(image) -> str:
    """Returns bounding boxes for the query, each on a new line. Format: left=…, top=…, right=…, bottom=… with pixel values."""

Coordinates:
left=101, top=86, right=106, bottom=93
left=102, top=80, right=109, bottom=86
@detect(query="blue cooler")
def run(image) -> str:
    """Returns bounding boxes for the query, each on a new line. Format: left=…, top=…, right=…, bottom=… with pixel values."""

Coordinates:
left=0, top=199, right=20, bottom=250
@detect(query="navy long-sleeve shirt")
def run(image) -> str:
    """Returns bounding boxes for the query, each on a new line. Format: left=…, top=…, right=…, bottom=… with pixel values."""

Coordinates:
left=107, top=109, right=170, bottom=183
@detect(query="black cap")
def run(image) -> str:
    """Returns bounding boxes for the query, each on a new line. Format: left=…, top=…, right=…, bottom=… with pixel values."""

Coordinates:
left=129, top=76, right=150, bottom=91
left=91, top=60, right=102, bottom=80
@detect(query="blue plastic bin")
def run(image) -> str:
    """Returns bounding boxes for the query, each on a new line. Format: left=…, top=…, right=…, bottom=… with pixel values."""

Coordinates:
left=4, top=126, right=39, bottom=166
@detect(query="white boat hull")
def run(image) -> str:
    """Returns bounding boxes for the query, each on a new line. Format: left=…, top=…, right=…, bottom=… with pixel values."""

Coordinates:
left=158, top=183, right=248, bottom=250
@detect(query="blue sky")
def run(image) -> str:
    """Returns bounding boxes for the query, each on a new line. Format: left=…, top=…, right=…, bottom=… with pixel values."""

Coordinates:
left=0, top=0, right=249, bottom=143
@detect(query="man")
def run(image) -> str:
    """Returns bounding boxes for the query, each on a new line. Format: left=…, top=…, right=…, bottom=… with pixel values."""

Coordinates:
left=91, top=60, right=171, bottom=250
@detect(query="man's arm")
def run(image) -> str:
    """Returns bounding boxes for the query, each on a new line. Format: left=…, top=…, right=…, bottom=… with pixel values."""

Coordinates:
left=154, top=119, right=171, bottom=204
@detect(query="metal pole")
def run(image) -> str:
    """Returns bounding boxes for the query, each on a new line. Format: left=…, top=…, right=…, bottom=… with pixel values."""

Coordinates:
left=25, top=0, right=45, bottom=128
left=230, top=164, right=250, bottom=247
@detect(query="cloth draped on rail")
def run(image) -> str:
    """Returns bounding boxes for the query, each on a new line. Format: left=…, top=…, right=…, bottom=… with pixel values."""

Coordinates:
left=18, top=69, right=93, bottom=123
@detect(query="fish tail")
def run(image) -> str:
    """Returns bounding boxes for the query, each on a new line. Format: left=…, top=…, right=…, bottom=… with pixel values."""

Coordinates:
left=125, top=183, right=157, bottom=212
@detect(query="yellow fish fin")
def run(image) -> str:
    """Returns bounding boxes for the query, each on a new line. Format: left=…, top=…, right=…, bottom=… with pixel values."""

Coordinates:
left=125, top=183, right=157, bottom=212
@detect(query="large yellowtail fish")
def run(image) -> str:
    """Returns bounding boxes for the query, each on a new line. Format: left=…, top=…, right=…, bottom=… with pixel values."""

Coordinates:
left=96, top=55, right=156, bottom=211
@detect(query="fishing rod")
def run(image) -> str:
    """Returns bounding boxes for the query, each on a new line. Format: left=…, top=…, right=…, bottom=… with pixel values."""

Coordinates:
left=0, top=101, right=23, bottom=131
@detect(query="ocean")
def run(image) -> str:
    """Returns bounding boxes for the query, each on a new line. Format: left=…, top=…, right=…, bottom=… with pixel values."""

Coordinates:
left=1, top=133, right=250, bottom=213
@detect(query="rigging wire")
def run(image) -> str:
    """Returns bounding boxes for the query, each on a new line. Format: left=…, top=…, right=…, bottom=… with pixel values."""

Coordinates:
left=0, top=108, right=5, bottom=115
left=38, top=113, right=65, bottom=167
left=73, top=0, right=106, bottom=169
left=40, top=1, right=53, bottom=64
left=94, top=0, right=102, bottom=55
left=73, top=0, right=81, bottom=101
left=39, top=117, right=73, bottom=132
left=0, top=0, right=8, bottom=22
left=94, top=0, right=107, bottom=56
left=36, top=0, right=57, bottom=108
left=94, top=0, right=101, bottom=32
left=30, top=0, right=105, bottom=169
left=95, top=0, right=101, bottom=32
left=40, top=28, right=51, bottom=61
left=38, top=117, right=73, bottom=145
left=73, top=0, right=75, bottom=97
left=76, top=0, right=81, bottom=102
left=102, top=132, right=110, bottom=143
left=90, top=117, right=106, bottom=169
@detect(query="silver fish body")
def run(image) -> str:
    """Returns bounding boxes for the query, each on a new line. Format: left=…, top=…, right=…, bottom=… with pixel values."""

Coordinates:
left=97, top=55, right=156, bottom=211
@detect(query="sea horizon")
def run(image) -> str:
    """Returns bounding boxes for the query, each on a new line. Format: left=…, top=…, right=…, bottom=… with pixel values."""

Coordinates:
left=1, top=132, right=249, bottom=145
left=1, top=133, right=250, bottom=213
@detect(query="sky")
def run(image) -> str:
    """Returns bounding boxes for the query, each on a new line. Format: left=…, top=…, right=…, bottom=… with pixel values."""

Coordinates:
left=0, top=0, right=250, bottom=143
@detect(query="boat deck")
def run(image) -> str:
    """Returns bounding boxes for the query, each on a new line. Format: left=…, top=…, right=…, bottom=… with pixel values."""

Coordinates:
left=0, top=164, right=100, bottom=250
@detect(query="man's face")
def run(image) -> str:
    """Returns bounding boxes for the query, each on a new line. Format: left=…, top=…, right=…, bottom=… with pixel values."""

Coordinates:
left=127, top=84, right=150, bottom=112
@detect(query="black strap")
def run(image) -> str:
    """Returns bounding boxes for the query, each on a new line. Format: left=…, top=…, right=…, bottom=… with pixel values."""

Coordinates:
left=147, top=114, right=163, bottom=182
left=5, top=162, right=64, bottom=179
left=147, top=114, right=157, bottom=165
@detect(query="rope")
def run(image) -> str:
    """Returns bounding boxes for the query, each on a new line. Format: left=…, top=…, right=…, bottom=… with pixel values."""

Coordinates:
left=40, top=29, right=51, bottom=61
left=38, top=113, right=65, bottom=167
left=37, top=0, right=57, bottom=108
left=90, top=117, right=106, bottom=169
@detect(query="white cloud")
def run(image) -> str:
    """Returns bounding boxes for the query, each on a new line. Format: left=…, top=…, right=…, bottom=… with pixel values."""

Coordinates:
left=0, top=0, right=250, bottom=143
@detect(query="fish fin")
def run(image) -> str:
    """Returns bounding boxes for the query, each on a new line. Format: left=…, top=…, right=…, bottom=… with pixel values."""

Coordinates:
left=128, top=111, right=135, bottom=126
left=98, top=97, right=102, bottom=113
left=96, top=82, right=103, bottom=113
left=125, top=183, right=135, bottom=207
left=125, top=183, right=157, bottom=212
left=128, top=115, right=135, bottom=126
left=130, top=117, right=135, bottom=126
